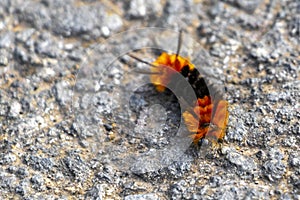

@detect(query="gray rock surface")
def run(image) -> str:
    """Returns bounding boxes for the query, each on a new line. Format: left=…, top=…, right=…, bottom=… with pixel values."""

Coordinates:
left=0, top=0, right=299, bottom=199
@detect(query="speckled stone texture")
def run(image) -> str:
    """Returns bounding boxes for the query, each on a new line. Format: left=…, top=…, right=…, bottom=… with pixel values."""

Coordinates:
left=0, top=0, right=299, bottom=199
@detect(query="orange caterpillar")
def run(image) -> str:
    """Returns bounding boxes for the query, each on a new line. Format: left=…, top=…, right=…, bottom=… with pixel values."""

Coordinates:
left=129, top=30, right=229, bottom=145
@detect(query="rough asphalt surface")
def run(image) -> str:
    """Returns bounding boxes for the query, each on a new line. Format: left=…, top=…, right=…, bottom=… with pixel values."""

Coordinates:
left=0, top=0, right=299, bottom=199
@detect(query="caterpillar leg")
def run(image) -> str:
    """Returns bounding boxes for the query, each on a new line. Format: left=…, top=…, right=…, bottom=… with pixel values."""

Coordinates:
left=189, top=127, right=209, bottom=145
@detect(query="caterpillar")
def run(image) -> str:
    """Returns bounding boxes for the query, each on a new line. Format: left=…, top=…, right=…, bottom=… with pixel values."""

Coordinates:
left=128, top=30, right=229, bottom=145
